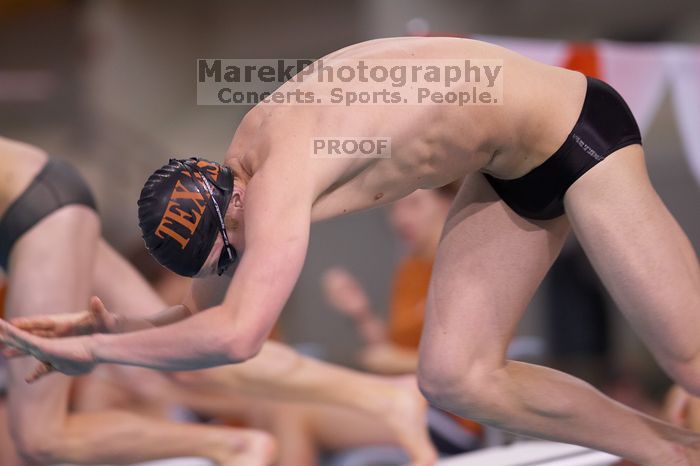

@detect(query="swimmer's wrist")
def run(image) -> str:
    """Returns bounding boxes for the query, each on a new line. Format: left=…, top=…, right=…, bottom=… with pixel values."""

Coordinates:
left=91, top=333, right=128, bottom=364
left=110, top=315, right=153, bottom=334
left=90, top=333, right=108, bottom=364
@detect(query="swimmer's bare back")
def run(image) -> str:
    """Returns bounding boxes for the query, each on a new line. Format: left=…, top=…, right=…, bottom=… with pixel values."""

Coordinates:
left=226, top=36, right=587, bottom=221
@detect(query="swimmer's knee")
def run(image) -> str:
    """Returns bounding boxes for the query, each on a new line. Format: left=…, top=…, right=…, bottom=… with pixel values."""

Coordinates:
left=16, top=443, right=53, bottom=465
left=417, top=360, right=497, bottom=414
left=13, top=427, right=62, bottom=465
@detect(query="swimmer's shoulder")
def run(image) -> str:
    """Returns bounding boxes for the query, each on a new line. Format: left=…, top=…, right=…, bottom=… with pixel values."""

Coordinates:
left=225, top=107, right=270, bottom=174
left=224, top=105, right=309, bottom=180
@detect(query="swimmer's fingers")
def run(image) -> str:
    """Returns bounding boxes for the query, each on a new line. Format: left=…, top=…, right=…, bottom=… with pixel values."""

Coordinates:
left=11, top=316, right=63, bottom=335
left=1, top=346, right=25, bottom=358
left=26, top=361, right=55, bottom=383
left=11, top=310, right=96, bottom=337
left=0, top=326, right=31, bottom=357
left=0, top=319, right=45, bottom=357
left=1, top=321, right=96, bottom=381
left=0, top=319, right=17, bottom=346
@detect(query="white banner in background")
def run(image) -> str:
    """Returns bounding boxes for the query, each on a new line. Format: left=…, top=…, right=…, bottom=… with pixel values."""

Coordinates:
left=598, top=42, right=667, bottom=134
left=666, top=45, right=700, bottom=186
left=443, top=35, right=700, bottom=184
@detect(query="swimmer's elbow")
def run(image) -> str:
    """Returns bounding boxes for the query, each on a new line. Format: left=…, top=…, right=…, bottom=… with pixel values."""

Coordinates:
left=207, top=304, right=264, bottom=364
left=224, top=329, right=265, bottom=363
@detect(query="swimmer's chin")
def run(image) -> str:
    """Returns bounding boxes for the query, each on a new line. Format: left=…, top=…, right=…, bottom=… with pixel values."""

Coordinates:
left=193, top=252, right=221, bottom=278
left=193, top=267, right=215, bottom=279
left=193, top=249, right=240, bottom=279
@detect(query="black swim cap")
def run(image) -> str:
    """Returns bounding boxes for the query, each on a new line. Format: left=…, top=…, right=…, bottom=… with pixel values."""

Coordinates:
left=138, top=158, right=234, bottom=277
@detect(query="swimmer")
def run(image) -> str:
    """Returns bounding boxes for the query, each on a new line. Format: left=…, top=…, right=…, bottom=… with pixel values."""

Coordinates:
left=3, top=36, right=699, bottom=465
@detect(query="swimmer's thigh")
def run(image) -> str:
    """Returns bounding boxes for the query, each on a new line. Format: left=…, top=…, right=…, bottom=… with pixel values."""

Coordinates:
left=5, top=206, right=100, bottom=443
left=419, top=174, right=569, bottom=377
left=564, top=144, right=700, bottom=385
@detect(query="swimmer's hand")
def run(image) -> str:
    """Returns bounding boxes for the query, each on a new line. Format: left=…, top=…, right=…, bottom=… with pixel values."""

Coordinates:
left=0, top=319, right=96, bottom=383
left=321, top=266, right=372, bottom=318
left=322, top=267, right=386, bottom=344
left=10, top=296, right=119, bottom=338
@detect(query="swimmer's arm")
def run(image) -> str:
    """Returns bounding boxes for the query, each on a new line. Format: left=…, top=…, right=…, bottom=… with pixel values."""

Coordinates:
left=8, top=301, right=195, bottom=337
left=116, top=269, right=233, bottom=330
left=114, top=271, right=235, bottom=332
left=85, top=156, right=314, bottom=370
left=115, top=303, right=194, bottom=332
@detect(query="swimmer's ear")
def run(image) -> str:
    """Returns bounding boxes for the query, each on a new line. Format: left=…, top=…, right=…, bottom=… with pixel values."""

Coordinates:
left=231, top=191, right=244, bottom=208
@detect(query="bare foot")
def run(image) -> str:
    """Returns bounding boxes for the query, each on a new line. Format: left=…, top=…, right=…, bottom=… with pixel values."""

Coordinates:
left=218, top=430, right=277, bottom=466
left=380, top=375, right=438, bottom=466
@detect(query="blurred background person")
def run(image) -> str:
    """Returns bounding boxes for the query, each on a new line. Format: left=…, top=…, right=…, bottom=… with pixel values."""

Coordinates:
left=322, top=185, right=459, bottom=375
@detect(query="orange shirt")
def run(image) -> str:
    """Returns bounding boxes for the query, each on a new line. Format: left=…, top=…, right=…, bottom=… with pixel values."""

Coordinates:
left=386, top=256, right=483, bottom=436
left=387, top=257, right=433, bottom=349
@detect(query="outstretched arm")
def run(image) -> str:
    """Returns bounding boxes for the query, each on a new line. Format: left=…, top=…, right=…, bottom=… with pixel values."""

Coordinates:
left=7, top=298, right=194, bottom=338
left=1, top=152, right=315, bottom=378
left=91, top=156, right=313, bottom=369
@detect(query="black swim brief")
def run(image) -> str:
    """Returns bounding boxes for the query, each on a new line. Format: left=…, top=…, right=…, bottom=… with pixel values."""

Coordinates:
left=0, top=158, right=97, bottom=270
left=484, top=76, right=642, bottom=220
